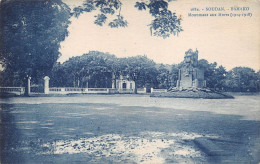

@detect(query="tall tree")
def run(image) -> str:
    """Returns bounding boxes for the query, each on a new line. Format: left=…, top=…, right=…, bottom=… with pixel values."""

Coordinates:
left=0, top=0, right=71, bottom=86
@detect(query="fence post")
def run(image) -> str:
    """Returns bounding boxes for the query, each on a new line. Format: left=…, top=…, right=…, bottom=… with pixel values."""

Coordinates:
left=44, top=76, right=50, bottom=94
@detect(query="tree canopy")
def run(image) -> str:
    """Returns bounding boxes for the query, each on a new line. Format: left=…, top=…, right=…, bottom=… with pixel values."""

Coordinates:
left=224, top=67, right=260, bottom=92
left=50, top=51, right=161, bottom=88
left=0, top=0, right=71, bottom=86
left=73, top=0, right=183, bottom=38
left=49, top=51, right=260, bottom=92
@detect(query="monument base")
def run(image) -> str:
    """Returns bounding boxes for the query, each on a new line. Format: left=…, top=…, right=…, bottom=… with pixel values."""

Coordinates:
left=150, top=88, right=234, bottom=99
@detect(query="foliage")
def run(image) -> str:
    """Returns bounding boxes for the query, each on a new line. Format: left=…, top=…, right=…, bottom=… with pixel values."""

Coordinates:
left=0, top=0, right=182, bottom=88
left=50, top=52, right=160, bottom=88
left=49, top=50, right=260, bottom=92
left=224, top=67, right=259, bottom=92
left=197, top=61, right=260, bottom=92
left=156, top=64, right=171, bottom=88
left=73, top=0, right=182, bottom=38
left=198, top=59, right=219, bottom=89
left=0, top=0, right=71, bottom=86
left=73, top=0, right=127, bottom=28
left=169, top=64, right=179, bottom=87
left=135, top=0, right=183, bottom=38
left=51, top=51, right=116, bottom=88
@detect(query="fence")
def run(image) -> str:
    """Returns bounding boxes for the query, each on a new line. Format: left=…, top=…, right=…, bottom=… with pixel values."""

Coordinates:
left=0, top=87, right=25, bottom=95
left=49, top=87, right=119, bottom=94
left=49, top=87, right=85, bottom=94
left=49, top=87, right=84, bottom=94
left=151, top=88, right=168, bottom=93
left=118, top=89, right=135, bottom=94
left=108, top=88, right=118, bottom=94
left=1, top=76, right=153, bottom=96
left=49, top=88, right=146, bottom=94
left=86, top=88, right=110, bottom=94
left=0, top=86, right=148, bottom=95
left=137, top=88, right=147, bottom=94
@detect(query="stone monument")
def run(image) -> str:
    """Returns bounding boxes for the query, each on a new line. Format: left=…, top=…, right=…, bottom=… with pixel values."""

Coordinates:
left=151, top=49, right=233, bottom=99
left=176, top=49, right=206, bottom=89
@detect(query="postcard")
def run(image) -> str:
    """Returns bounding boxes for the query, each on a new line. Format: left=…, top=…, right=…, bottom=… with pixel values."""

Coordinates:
left=0, top=0, right=259, bottom=163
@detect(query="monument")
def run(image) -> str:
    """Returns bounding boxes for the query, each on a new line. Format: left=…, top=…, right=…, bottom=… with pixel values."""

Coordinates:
left=176, top=49, right=206, bottom=89
left=151, top=49, right=233, bottom=99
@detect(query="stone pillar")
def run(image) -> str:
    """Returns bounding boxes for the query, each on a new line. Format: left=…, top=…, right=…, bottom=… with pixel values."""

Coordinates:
left=151, top=88, right=154, bottom=93
left=24, top=76, right=31, bottom=96
left=44, top=76, right=50, bottom=94
left=28, top=77, right=31, bottom=94
left=133, top=82, right=137, bottom=94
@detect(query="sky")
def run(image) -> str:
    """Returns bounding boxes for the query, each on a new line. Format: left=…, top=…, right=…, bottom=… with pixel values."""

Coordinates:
left=60, top=0, right=260, bottom=71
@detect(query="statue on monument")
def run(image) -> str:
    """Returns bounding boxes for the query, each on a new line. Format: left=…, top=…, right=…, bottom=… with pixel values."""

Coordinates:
left=184, top=49, right=199, bottom=67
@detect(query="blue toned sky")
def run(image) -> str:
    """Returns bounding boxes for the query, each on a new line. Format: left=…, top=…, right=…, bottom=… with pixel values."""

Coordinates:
left=60, top=0, right=260, bottom=71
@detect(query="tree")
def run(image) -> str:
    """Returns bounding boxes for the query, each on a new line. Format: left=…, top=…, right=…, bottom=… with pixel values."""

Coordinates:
left=156, top=64, right=171, bottom=88
left=73, top=0, right=183, bottom=38
left=122, top=55, right=159, bottom=89
left=169, top=64, right=179, bottom=87
left=198, top=59, right=217, bottom=89
left=0, top=0, right=71, bottom=87
left=196, top=59, right=228, bottom=91
left=51, top=52, right=161, bottom=90
left=224, top=67, right=258, bottom=92
left=213, top=65, right=227, bottom=91
left=51, top=51, right=117, bottom=88
left=0, top=0, right=182, bottom=89
left=50, top=51, right=260, bottom=93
